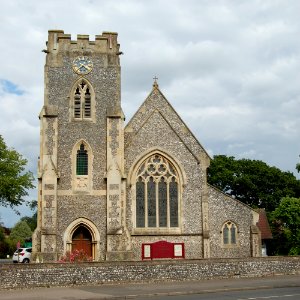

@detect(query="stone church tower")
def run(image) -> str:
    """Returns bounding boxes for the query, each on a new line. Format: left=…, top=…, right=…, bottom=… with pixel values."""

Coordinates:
left=33, top=30, right=261, bottom=261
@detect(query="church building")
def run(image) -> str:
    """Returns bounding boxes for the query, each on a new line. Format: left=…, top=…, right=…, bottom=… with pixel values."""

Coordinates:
left=32, top=30, right=262, bottom=261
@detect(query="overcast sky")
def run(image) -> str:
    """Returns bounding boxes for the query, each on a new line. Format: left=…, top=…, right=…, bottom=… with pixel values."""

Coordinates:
left=1, top=0, right=300, bottom=227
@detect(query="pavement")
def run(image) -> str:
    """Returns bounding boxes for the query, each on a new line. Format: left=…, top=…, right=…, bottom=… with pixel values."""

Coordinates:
left=1, top=274, right=300, bottom=300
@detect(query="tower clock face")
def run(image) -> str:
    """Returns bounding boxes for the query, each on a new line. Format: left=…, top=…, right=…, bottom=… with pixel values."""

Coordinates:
left=72, top=56, right=93, bottom=75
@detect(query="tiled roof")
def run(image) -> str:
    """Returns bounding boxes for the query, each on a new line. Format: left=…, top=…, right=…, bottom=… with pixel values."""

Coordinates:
left=256, top=208, right=273, bottom=239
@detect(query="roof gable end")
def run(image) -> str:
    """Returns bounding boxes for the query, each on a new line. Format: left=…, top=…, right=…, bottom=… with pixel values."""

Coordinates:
left=125, top=83, right=211, bottom=164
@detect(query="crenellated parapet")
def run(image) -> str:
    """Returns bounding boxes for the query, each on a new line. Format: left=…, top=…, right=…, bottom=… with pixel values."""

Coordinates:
left=46, top=29, right=120, bottom=53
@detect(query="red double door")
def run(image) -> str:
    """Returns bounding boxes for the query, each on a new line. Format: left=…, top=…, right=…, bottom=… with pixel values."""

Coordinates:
left=72, top=226, right=92, bottom=257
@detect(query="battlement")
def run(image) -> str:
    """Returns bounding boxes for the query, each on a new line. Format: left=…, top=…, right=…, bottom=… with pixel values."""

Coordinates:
left=46, top=30, right=120, bottom=53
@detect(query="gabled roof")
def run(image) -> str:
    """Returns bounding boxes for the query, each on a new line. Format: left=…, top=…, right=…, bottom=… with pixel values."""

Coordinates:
left=256, top=208, right=273, bottom=239
left=124, top=81, right=211, bottom=163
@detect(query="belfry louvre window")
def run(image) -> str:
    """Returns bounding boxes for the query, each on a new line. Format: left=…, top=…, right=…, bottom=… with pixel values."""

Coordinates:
left=136, top=154, right=179, bottom=228
left=222, top=221, right=237, bottom=245
left=76, top=143, right=88, bottom=175
left=73, top=80, right=92, bottom=119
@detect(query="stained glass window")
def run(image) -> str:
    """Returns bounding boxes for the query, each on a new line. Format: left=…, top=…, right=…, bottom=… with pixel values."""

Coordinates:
left=76, top=143, right=88, bottom=175
left=136, top=178, right=145, bottom=227
left=135, top=154, right=180, bottom=229
left=169, top=178, right=178, bottom=227
left=147, top=177, right=156, bottom=227
left=159, top=178, right=167, bottom=227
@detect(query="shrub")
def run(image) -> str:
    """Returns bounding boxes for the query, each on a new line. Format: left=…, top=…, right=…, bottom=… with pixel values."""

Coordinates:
left=58, top=249, right=92, bottom=263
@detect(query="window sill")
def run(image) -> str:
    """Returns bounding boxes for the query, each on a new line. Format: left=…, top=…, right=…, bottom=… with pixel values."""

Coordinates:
left=222, top=244, right=239, bottom=249
left=132, top=228, right=182, bottom=235
left=70, top=118, right=94, bottom=122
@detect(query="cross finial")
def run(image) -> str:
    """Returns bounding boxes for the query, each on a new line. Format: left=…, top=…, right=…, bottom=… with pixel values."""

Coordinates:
left=153, top=76, right=159, bottom=88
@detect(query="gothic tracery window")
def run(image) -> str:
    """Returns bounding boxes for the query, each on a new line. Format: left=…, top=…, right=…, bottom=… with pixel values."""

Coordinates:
left=73, top=80, right=93, bottom=120
left=222, top=221, right=237, bottom=246
left=135, top=154, right=180, bottom=229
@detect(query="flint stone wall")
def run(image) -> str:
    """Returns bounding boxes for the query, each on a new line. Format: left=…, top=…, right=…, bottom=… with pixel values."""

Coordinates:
left=1, top=257, right=300, bottom=290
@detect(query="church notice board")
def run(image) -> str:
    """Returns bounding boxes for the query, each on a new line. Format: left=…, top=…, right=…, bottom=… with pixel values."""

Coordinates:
left=142, top=241, right=185, bottom=260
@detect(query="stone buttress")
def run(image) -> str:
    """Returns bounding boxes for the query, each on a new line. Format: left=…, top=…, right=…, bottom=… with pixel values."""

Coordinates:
left=106, top=108, right=132, bottom=260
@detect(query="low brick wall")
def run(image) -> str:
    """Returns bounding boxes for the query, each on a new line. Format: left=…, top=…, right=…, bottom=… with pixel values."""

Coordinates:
left=1, top=257, right=300, bottom=289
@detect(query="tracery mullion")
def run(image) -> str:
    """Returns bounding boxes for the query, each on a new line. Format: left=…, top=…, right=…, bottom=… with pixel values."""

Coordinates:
left=155, top=178, right=159, bottom=227
left=144, top=178, right=148, bottom=228
left=167, top=178, right=170, bottom=227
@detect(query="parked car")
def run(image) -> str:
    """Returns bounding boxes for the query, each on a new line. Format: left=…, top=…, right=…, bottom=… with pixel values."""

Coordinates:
left=12, top=247, right=32, bottom=263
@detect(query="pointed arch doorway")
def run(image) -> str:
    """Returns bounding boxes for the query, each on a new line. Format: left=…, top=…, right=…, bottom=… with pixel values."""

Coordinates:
left=64, top=218, right=101, bottom=261
left=72, top=226, right=92, bottom=257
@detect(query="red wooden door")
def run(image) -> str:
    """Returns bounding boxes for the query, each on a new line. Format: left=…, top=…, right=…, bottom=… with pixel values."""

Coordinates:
left=72, top=226, right=92, bottom=257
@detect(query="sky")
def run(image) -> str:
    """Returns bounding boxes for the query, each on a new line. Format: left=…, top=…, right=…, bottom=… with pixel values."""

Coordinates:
left=0, top=0, right=300, bottom=228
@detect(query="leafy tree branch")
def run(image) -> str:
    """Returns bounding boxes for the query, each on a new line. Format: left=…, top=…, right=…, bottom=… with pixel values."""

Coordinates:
left=0, top=135, right=35, bottom=209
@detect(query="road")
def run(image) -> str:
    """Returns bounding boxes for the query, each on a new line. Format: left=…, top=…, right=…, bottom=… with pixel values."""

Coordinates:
left=0, top=274, right=300, bottom=300
left=135, top=287, right=300, bottom=299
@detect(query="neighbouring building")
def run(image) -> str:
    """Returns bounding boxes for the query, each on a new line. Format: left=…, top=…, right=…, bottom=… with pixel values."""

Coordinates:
left=32, top=30, right=262, bottom=261
left=256, top=209, right=273, bottom=256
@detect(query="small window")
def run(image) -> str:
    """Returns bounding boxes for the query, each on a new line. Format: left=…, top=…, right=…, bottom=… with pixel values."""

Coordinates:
left=222, top=221, right=237, bottom=246
left=72, top=140, right=92, bottom=193
left=76, top=143, right=88, bottom=175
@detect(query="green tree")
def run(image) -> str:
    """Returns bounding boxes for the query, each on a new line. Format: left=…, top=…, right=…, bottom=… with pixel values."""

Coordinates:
left=20, top=213, right=37, bottom=232
left=207, top=155, right=300, bottom=211
left=0, top=225, right=9, bottom=258
left=0, top=135, right=35, bottom=209
left=20, top=199, right=37, bottom=231
left=9, top=220, right=32, bottom=247
left=271, top=197, right=300, bottom=255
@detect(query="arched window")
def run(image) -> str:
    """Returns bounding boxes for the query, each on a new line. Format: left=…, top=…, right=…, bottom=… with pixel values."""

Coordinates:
left=222, top=221, right=238, bottom=246
left=72, top=80, right=94, bottom=120
left=135, top=154, right=179, bottom=229
left=72, top=140, right=93, bottom=193
left=76, top=143, right=88, bottom=175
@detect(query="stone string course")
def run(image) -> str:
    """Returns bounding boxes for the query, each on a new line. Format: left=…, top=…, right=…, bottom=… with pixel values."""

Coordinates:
left=1, top=257, right=300, bottom=290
